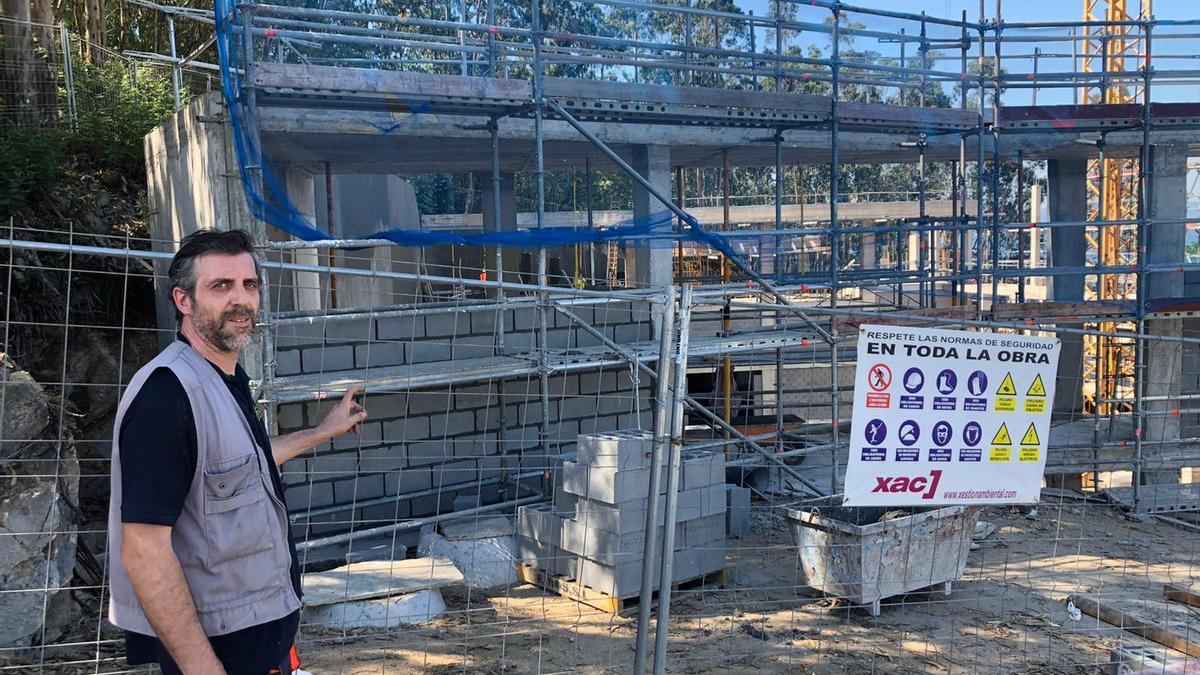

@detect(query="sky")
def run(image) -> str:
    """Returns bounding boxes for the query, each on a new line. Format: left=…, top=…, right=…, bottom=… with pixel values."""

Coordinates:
left=733, top=0, right=1199, bottom=106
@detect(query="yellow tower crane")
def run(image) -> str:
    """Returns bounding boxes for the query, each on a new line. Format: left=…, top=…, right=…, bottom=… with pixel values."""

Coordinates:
left=1079, top=0, right=1151, bottom=413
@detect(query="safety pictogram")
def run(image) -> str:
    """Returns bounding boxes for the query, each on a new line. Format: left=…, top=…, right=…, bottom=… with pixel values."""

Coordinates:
left=868, top=363, right=893, bottom=392
left=1020, top=423, right=1040, bottom=446
left=991, top=423, right=1012, bottom=446
left=1026, top=374, right=1046, bottom=397
left=996, top=373, right=1017, bottom=396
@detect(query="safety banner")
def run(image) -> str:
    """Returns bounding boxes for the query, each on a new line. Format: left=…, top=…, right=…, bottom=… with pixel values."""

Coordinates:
left=843, top=324, right=1061, bottom=505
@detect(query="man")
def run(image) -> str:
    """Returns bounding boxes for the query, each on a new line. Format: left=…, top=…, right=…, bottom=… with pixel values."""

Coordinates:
left=107, top=229, right=367, bottom=674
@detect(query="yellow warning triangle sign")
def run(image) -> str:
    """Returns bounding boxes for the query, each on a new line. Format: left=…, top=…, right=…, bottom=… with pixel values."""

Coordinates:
left=992, top=423, right=1012, bottom=445
left=1026, top=374, right=1047, bottom=397
left=1021, top=423, right=1040, bottom=446
left=997, top=372, right=1017, bottom=396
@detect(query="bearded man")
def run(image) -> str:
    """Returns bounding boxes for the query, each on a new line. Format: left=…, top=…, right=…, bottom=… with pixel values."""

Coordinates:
left=107, top=229, right=366, bottom=674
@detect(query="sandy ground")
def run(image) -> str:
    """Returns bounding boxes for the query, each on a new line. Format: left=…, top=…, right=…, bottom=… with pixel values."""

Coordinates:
left=295, top=500, right=1200, bottom=675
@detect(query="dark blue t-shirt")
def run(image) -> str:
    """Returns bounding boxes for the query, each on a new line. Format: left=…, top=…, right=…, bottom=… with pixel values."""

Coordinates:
left=118, top=338, right=301, bottom=674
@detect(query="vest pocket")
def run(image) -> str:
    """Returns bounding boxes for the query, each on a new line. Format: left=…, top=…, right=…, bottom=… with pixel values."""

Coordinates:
left=203, top=453, right=274, bottom=565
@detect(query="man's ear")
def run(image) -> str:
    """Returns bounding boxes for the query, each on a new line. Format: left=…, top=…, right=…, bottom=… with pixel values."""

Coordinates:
left=172, top=287, right=193, bottom=318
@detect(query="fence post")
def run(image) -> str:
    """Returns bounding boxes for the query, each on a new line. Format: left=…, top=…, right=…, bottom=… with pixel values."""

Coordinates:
left=168, top=17, right=182, bottom=110
left=60, top=26, right=78, bottom=130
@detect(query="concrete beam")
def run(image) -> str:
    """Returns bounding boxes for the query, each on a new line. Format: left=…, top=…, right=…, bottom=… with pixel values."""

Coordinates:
left=1047, top=158, right=1088, bottom=415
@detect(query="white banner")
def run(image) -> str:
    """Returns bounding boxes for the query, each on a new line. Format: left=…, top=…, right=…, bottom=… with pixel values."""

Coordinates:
left=843, top=324, right=1061, bottom=506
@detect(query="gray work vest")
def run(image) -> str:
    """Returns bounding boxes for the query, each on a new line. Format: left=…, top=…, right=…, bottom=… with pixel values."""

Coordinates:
left=107, top=340, right=299, bottom=636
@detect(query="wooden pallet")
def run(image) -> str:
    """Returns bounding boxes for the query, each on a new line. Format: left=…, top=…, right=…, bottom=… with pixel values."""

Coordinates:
left=517, top=562, right=727, bottom=614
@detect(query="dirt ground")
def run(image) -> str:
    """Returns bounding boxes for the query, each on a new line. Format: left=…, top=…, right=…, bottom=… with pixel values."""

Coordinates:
left=297, top=500, right=1200, bottom=674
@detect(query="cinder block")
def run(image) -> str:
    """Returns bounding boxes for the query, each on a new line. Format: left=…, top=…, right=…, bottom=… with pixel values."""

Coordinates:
left=308, top=452, right=359, bottom=479
left=572, top=496, right=660, bottom=534
left=324, top=318, right=375, bottom=342
left=273, top=321, right=326, bottom=348
left=571, top=547, right=700, bottom=597
left=675, top=483, right=728, bottom=522
left=286, top=481, right=333, bottom=508
left=558, top=396, right=598, bottom=421
left=517, top=503, right=564, bottom=544
left=454, top=340, right=496, bottom=360
left=362, top=393, right=407, bottom=419
left=681, top=450, right=725, bottom=490
left=359, top=446, right=406, bottom=473
left=614, top=322, right=650, bottom=344
left=553, top=490, right=579, bottom=518
left=427, top=411, right=475, bottom=439
left=455, top=384, right=498, bottom=410
left=451, top=436, right=493, bottom=459
left=386, top=467, right=432, bottom=495
left=335, top=474, right=385, bottom=502
left=355, top=341, right=405, bottom=368
left=424, top=312, right=469, bottom=338
left=576, top=430, right=657, bottom=470
left=274, top=349, right=302, bottom=377
left=302, top=345, right=354, bottom=373
left=725, top=484, right=750, bottom=538
left=513, top=307, right=538, bottom=330
left=408, top=391, right=452, bottom=416
left=699, top=539, right=726, bottom=575
left=452, top=493, right=481, bottom=511
left=408, top=341, right=452, bottom=364
left=360, top=500, right=410, bottom=523
left=406, top=441, right=452, bottom=467
left=560, top=460, right=652, bottom=504
left=433, top=459, right=478, bottom=488
left=478, top=454, right=503, bottom=480
left=383, top=416, right=430, bottom=443
left=280, top=460, right=307, bottom=486
left=560, top=517, right=682, bottom=565
left=332, top=421, right=382, bottom=450
left=276, top=402, right=305, bottom=431
left=682, top=514, right=726, bottom=548
left=410, top=494, right=442, bottom=517
left=577, top=415, right=619, bottom=435
left=516, top=535, right=568, bottom=577
left=376, top=316, right=422, bottom=341
left=499, top=330, right=535, bottom=352
left=470, top=309, right=506, bottom=336
left=476, top=407, right=502, bottom=433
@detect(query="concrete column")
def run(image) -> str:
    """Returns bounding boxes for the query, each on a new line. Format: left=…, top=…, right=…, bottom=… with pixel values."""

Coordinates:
left=627, top=145, right=673, bottom=289
left=283, top=166, right=323, bottom=313
left=317, top=174, right=420, bottom=306
left=1047, top=158, right=1088, bottom=414
left=481, top=172, right=519, bottom=294
left=1142, top=145, right=1188, bottom=485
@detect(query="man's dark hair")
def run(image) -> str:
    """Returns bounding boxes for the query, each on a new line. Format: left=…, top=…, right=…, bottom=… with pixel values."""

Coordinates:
left=168, top=229, right=262, bottom=323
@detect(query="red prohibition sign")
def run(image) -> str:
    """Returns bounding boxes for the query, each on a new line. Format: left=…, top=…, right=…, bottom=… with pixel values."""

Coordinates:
left=867, top=363, right=892, bottom=392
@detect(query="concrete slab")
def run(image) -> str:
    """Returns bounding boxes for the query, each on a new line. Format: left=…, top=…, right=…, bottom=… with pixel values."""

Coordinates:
left=302, top=588, right=446, bottom=629
left=301, top=557, right=463, bottom=607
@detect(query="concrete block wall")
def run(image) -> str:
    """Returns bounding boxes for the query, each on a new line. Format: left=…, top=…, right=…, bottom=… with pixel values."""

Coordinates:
left=275, top=300, right=656, bottom=541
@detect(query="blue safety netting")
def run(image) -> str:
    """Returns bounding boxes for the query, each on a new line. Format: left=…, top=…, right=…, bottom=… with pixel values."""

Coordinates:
left=211, top=0, right=745, bottom=264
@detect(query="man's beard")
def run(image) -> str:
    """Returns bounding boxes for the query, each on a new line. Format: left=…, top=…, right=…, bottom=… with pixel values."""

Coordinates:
left=194, top=304, right=257, bottom=352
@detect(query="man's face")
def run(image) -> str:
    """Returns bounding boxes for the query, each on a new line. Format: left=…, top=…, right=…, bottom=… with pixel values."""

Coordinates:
left=178, top=252, right=260, bottom=353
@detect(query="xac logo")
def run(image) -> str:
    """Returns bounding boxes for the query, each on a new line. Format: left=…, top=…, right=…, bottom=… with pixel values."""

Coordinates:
left=870, top=469, right=943, bottom=500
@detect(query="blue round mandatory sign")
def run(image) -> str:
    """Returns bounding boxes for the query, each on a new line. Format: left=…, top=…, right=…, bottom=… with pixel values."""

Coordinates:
left=903, top=367, right=924, bottom=393
left=963, top=421, right=983, bottom=447
left=936, top=369, right=957, bottom=394
left=864, top=419, right=887, bottom=445
left=967, top=370, right=988, bottom=396
left=898, top=420, right=921, bottom=445
left=932, top=420, right=953, bottom=446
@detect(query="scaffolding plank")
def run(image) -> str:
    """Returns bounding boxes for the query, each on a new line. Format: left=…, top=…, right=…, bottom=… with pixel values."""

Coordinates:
left=302, top=557, right=464, bottom=607
left=270, top=330, right=819, bottom=402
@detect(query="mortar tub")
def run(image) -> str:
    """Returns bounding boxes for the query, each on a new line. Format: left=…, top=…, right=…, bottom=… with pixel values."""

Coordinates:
left=783, top=505, right=980, bottom=616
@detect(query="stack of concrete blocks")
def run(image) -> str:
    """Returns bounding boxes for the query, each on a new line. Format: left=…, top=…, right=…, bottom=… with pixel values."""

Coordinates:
left=516, top=431, right=727, bottom=598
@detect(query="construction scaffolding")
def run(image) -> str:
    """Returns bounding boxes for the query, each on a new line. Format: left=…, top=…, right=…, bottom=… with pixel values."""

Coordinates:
left=3, top=0, right=1200, bottom=672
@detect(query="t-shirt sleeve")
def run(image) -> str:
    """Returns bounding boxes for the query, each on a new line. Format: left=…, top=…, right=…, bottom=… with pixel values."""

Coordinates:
left=118, top=367, right=198, bottom=526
